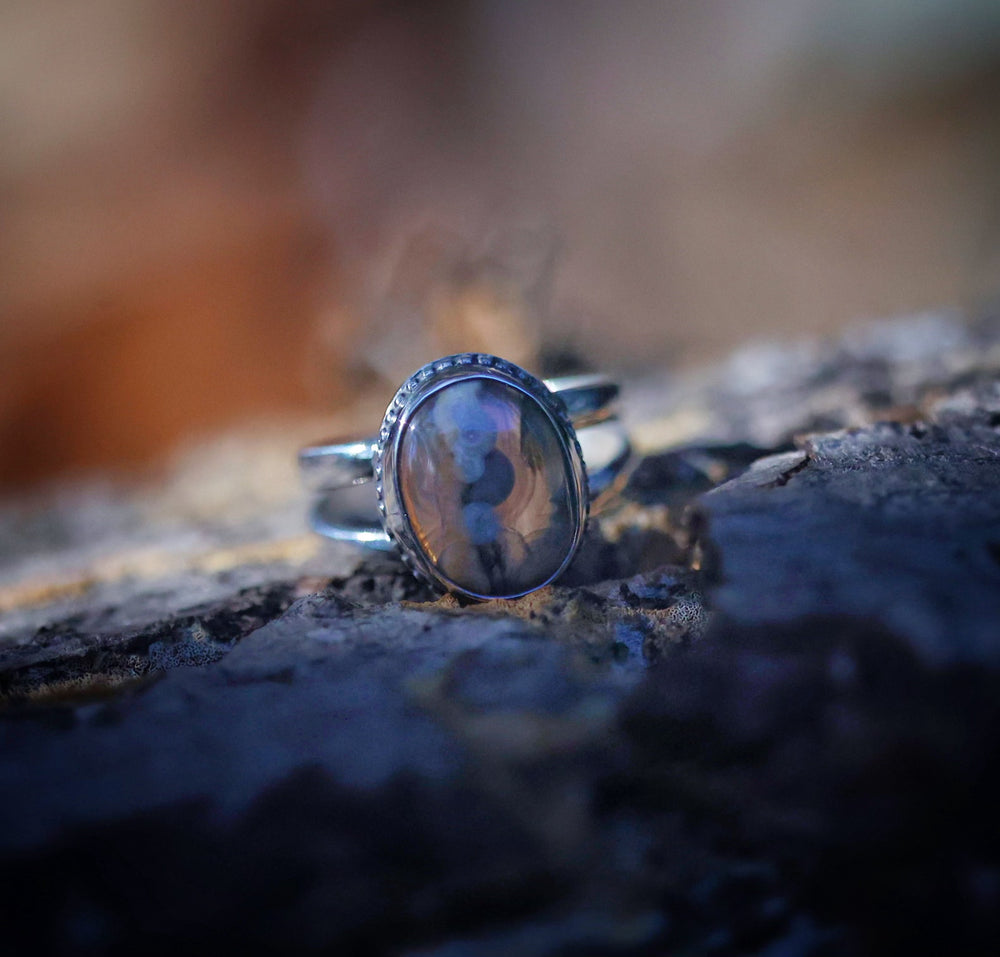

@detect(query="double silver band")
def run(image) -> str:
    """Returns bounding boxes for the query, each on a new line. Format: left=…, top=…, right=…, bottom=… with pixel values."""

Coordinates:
left=300, top=373, right=631, bottom=550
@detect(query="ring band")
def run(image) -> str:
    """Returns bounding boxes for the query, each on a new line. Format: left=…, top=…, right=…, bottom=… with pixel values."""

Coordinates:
left=300, top=354, right=632, bottom=599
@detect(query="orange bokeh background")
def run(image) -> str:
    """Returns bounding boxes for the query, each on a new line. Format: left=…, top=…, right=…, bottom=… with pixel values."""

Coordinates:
left=2, top=0, right=999, bottom=490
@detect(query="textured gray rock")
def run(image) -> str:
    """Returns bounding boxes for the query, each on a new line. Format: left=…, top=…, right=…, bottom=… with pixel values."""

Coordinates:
left=699, top=414, right=1000, bottom=664
left=1, top=313, right=999, bottom=956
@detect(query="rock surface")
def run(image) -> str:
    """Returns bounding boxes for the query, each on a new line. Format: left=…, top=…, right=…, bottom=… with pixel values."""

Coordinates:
left=1, top=314, right=999, bottom=956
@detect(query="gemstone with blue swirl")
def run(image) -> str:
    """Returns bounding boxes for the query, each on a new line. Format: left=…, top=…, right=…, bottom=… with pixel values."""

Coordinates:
left=398, top=378, right=578, bottom=597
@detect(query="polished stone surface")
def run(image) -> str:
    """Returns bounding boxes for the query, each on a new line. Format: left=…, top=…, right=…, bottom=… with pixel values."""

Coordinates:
left=398, top=378, right=578, bottom=596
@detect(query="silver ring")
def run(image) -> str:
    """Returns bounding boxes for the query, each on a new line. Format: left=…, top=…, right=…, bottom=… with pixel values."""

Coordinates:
left=299, top=353, right=632, bottom=600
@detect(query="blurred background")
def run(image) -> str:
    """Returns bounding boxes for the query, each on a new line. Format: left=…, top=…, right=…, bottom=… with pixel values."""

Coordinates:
left=2, top=0, right=999, bottom=493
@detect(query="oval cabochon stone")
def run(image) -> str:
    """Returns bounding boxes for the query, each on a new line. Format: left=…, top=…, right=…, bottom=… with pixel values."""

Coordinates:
left=398, top=378, right=579, bottom=597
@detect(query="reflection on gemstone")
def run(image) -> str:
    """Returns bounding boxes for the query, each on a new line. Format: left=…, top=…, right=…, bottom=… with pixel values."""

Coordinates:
left=398, top=378, right=578, bottom=597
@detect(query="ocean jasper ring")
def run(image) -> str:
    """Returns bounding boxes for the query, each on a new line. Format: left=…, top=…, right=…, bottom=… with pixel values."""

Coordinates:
left=299, top=354, right=632, bottom=600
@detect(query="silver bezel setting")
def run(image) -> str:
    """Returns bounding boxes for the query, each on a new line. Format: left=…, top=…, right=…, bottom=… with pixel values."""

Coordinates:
left=374, top=353, right=590, bottom=600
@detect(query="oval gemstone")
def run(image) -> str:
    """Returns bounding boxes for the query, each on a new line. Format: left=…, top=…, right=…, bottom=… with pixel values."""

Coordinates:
left=397, top=378, right=579, bottom=597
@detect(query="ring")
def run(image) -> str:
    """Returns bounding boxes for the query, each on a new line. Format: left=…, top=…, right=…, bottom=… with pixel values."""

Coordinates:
left=299, top=353, right=632, bottom=600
